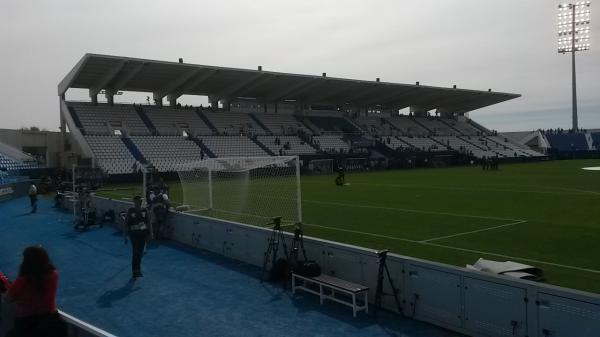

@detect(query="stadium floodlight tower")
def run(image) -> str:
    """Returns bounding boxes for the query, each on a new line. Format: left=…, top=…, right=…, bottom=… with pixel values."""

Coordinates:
left=557, top=1, right=591, bottom=132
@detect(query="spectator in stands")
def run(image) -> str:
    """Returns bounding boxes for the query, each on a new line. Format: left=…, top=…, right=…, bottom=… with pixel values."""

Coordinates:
left=28, top=183, right=38, bottom=214
left=124, top=196, right=150, bottom=278
left=0, top=246, right=66, bottom=337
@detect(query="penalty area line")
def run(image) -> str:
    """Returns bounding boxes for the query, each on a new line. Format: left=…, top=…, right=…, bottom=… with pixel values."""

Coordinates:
left=302, top=222, right=600, bottom=275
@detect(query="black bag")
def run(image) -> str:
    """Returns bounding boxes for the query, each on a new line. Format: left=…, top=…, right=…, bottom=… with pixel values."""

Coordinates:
left=7, top=313, right=67, bottom=337
left=294, top=260, right=321, bottom=277
left=103, top=209, right=115, bottom=223
left=269, top=258, right=290, bottom=282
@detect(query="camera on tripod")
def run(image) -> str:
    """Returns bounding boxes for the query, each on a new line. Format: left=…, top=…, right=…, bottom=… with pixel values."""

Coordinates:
left=374, top=249, right=402, bottom=315
left=376, top=249, right=390, bottom=258
left=270, top=216, right=282, bottom=228
left=260, top=216, right=313, bottom=283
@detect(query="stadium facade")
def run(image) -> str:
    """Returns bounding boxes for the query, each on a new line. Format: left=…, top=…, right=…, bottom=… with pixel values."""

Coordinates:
left=55, top=53, right=544, bottom=177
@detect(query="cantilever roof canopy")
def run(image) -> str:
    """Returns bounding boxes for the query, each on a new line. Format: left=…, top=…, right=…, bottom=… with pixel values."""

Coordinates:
left=59, top=53, right=520, bottom=114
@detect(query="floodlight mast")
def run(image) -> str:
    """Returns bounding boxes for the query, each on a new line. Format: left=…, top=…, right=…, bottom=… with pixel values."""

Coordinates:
left=558, top=2, right=591, bottom=132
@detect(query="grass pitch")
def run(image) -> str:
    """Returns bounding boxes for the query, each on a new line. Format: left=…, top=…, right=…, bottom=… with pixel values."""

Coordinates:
left=96, top=159, right=600, bottom=294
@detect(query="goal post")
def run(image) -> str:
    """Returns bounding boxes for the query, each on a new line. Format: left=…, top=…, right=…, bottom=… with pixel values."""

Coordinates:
left=177, top=156, right=302, bottom=227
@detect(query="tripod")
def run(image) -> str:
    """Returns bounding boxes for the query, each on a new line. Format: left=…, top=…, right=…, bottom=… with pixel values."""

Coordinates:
left=260, top=217, right=289, bottom=282
left=289, top=223, right=307, bottom=266
left=374, top=250, right=402, bottom=315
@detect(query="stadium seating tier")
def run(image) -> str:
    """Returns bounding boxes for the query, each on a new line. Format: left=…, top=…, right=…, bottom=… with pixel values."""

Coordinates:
left=67, top=102, right=545, bottom=175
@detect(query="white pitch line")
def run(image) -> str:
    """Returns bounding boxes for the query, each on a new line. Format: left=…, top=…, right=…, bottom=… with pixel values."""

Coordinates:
left=349, top=182, right=599, bottom=197
left=422, top=242, right=600, bottom=275
left=302, top=222, right=600, bottom=275
left=419, top=220, right=527, bottom=243
left=303, top=223, right=420, bottom=244
left=303, top=199, right=523, bottom=222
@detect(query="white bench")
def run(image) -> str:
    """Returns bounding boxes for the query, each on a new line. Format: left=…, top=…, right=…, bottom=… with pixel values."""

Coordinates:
left=292, top=273, right=369, bottom=317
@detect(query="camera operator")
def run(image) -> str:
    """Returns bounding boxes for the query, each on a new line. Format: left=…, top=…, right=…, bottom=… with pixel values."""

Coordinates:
left=28, top=183, right=38, bottom=214
left=157, top=177, right=169, bottom=194
left=151, top=189, right=170, bottom=240
left=123, top=196, right=150, bottom=278
left=335, top=166, right=345, bottom=186
left=53, top=182, right=67, bottom=208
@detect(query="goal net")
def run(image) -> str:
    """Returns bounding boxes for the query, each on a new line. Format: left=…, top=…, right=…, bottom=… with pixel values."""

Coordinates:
left=309, top=159, right=334, bottom=174
left=345, top=158, right=369, bottom=171
left=177, top=156, right=301, bottom=227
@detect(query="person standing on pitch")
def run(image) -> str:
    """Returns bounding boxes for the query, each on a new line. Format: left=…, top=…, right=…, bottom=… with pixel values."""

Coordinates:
left=123, top=195, right=150, bottom=278
left=28, top=183, right=38, bottom=213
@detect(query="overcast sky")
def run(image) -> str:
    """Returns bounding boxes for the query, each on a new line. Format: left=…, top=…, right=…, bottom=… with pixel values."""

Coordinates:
left=0, top=0, right=598, bottom=132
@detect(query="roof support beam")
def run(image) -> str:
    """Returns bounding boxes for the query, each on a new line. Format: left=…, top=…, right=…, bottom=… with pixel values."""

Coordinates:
left=385, top=90, right=444, bottom=109
left=166, top=69, right=217, bottom=102
left=309, top=82, right=357, bottom=104
left=217, top=72, right=266, bottom=99
left=346, top=84, right=384, bottom=104
left=58, top=55, right=90, bottom=96
left=418, top=92, right=473, bottom=112
left=153, top=68, right=202, bottom=101
left=89, top=60, right=126, bottom=98
left=445, top=94, right=499, bottom=114
left=265, top=78, right=321, bottom=102
left=104, top=61, right=145, bottom=97
left=370, top=87, right=421, bottom=107
left=363, top=87, right=417, bottom=107
left=231, top=74, right=275, bottom=99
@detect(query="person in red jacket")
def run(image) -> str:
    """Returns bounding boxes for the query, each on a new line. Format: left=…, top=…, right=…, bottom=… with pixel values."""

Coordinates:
left=0, top=246, right=66, bottom=337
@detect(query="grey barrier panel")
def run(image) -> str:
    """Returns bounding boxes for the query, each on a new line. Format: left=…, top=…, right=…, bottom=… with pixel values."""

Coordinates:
left=406, top=264, right=463, bottom=328
left=536, top=293, right=600, bottom=337
left=0, top=179, right=36, bottom=201
left=463, top=277, right=527, bottom=337
left=244, top=229, right=270, bottom=267
left=91, top=196, right=600, bottom=337
left=321, top=245, right=364, bottom=280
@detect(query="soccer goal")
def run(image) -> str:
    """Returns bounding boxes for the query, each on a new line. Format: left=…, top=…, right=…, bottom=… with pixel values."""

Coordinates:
left=177, top=156, right=301, bottom=227
left=309, top=158, right=335, bottom=174
left=345, top=157, right=369, bottom=172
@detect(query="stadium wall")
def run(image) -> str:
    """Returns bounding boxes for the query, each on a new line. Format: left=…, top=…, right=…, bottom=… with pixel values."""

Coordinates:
left=0, top=180, right=31, bottom=201
left=0, top=129, right=62, bottom=168
left=92, top=196, right=600, bottom=337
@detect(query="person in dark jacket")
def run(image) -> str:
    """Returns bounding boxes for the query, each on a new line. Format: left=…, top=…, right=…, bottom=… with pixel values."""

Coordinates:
left=28, top=184, right=38, bottom=213
left=124, top=196, right=150, bottom=278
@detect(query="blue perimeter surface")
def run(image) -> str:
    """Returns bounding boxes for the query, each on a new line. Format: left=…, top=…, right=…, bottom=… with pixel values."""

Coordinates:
left=0, top=197, right=462, bottom=337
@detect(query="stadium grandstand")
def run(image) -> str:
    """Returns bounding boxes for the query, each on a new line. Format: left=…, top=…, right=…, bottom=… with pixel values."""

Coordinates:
left=57, top=54, right=544, bottom=176
left=0, top=139, right=41, bottom=172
